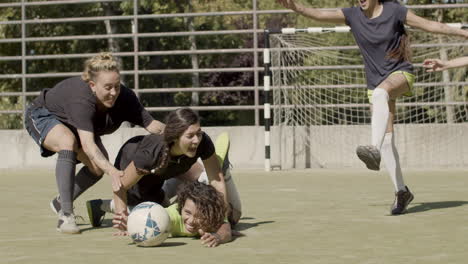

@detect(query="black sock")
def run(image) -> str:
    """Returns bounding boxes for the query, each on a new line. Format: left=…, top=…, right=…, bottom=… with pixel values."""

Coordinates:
left=73, top=166, right=103, bottom=200
left=56, top=150, right=77, bottom=215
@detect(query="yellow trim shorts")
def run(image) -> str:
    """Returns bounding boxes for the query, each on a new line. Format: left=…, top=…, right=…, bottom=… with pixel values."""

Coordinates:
left=367, top=71, right=415, bottom=103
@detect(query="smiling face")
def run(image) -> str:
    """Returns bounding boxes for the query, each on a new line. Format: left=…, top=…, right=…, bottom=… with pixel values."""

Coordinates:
left=358, top=0, right=377, bottom=11
left=171, top=123, right=202, bottom=158
left=181, top=198, right=200, bottom=234
left=89, top=71, right=121, bottom=109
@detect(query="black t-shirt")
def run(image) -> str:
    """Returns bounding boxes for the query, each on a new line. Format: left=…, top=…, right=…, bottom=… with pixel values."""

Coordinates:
left=33, top=77, right=154, bottom=136
left=114, top=132, right=215, bottom=206
left=342, top=1, right=413, bottom=89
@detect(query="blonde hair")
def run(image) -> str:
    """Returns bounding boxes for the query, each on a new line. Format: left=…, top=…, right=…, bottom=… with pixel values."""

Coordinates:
left=81, top=52, right=120, bottom=83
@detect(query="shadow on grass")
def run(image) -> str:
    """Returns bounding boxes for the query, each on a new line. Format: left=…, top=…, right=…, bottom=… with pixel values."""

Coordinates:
left=128, top=241, right=187, bottom=248
left=78, top=219, right=114, bottom=233
left=234, top=217, right=275, bottom=232
left=407, top=200, right=468, bottom=214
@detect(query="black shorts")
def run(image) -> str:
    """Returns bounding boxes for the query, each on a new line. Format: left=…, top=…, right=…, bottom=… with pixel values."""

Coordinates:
left=24, top=105, right=62, bottom=157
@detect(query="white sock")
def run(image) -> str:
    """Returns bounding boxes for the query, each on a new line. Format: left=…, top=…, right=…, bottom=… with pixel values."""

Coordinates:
left=381, top=132, right=406, bottom=192
left=102, top=199, right=134, bottom=213
left=371, top=88, right=390, bottom=149
left=197, top=170, right=209, bottom=185
left=100, top=199, right=114, bottom=213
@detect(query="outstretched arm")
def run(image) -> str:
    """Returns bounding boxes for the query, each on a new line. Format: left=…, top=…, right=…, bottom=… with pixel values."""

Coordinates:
left=78, top=129, right=123, bottom=192
left=277, top=0, right=346, bottom=24
left=112, top=161, right=147, bottom=234
left=406, top=11, right=468, bottom=39
left=423, top=56, right=468, bottom=72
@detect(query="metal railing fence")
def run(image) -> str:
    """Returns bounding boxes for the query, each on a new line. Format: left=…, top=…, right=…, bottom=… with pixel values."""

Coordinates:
left=0, top=0, right=467, bottom=127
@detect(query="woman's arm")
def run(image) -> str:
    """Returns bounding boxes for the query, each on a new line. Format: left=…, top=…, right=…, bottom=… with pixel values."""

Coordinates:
left=423, top=56, right=468, bottom=72
left=78, top=129, right=123, bottom=192
left=406, top=11, right=468, bottom=38
left=202, top=154, right=228, bottom=206
left=113, top=161, right=147, bottom=214
left=112, top=161, right=148, bottom=234
left=145, top=120, right=165, bottom=134
left=277, top=0, right=346, bottom=24
left=199, top=222, right=232, bottom=247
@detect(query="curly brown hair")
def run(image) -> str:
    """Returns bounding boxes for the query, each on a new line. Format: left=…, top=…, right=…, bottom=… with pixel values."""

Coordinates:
left=176, top=181, right=226, bottom=233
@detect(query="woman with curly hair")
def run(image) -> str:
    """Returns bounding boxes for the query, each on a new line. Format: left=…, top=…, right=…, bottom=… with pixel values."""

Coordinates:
left=86, top=108, right=241, bottom=245
left=168, top=181, right=231, bottom=247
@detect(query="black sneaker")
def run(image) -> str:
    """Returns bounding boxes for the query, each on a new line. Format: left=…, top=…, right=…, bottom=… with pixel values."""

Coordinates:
left=86, top=199, right=106, bottom=227
left=50, top=196, right=61, bottom=215
left=390, top=186, right=414, bottom=215
left=356, top=145, right=381, bottom=171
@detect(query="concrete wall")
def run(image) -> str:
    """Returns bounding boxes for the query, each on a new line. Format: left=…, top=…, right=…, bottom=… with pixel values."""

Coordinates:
left=2, top=124, right=468, bottom=169
left=0, top=127, right=266, bottom=169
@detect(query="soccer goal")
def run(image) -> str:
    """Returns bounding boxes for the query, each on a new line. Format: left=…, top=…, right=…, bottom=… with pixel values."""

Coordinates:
left=263, top=24, right=468, bottom=171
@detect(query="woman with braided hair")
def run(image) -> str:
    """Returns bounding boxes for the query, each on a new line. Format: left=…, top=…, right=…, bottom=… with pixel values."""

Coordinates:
left=86, top=108, right=242, bottom=244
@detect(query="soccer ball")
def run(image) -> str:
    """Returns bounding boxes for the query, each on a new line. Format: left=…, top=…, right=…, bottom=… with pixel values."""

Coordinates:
left=127, top=202, right=171, bottom=247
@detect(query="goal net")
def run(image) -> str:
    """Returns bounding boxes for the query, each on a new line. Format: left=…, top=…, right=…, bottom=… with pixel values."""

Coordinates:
left=268, top=26, right=468, bottom=169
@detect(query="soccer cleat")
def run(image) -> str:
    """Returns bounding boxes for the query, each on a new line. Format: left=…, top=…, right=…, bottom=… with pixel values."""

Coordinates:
left=390, top=186, right=414, bottom=215
left=57, top=211, right=81, bottom=234
left=215, top=132, right=231, bottom=175
left=86, top=199, right=106, bottom=227
left=50, top=196, right=61, bottom=215
left=356, top=145, right=381, bottom=171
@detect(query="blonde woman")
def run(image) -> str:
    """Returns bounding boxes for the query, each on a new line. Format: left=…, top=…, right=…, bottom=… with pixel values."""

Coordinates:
left=24, top=53, right=164, bottom=234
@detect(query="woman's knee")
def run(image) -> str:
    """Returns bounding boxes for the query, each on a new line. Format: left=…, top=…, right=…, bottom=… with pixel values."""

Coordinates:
left=76, top=150, right=105, bottom=177
left=379, top=74, right=409, bottom=99
left=43, top=125, right=79, bottom=152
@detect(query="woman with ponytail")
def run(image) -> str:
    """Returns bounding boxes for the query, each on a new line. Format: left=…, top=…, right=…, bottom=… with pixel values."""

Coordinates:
left=86, top=108, right=240, bottom=241
left=277, top=0, right=468, bottom=215
left=24, top=53, right=165, bottom=234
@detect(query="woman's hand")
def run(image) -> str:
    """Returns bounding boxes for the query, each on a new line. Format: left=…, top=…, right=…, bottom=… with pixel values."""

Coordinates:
left=199, top=229, right=222, bottom=248
left=423, top=59, right=446, bottom=72
left=277, top=0, right=301, bottom=11
left=109, top=169, right=124, bottom=192
left=112, top=210, right=128, bottom=235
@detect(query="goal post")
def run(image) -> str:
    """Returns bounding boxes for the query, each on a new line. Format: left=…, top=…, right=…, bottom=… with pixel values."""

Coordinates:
left=263, top=24, right=468, bottom=171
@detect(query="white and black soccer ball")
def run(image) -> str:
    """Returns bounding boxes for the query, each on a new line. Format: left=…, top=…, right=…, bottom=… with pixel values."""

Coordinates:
left=127, top=202, right=171, bottom=247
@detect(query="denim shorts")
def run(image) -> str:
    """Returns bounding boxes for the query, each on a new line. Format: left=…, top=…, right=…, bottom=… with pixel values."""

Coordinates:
left=24, top=105, right=62, bottom=157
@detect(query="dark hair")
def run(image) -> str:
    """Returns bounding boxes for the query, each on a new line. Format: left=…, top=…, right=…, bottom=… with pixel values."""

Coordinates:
left=164, top=108, right=200, bottom=145
left=152, top=108, right=200, bottom=173
left=386, top=31, right=412, bottom=62
left=382, top=0, right=412, bottom=62
left=176, top=181, right=226, bottom=233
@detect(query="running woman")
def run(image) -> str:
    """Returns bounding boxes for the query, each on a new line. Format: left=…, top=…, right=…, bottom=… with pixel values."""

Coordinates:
left=277, top=0, right=468, bottom=214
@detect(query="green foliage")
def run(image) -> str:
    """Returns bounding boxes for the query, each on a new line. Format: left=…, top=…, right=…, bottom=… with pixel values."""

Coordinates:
left=0, top=1, right=467, bottom=128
